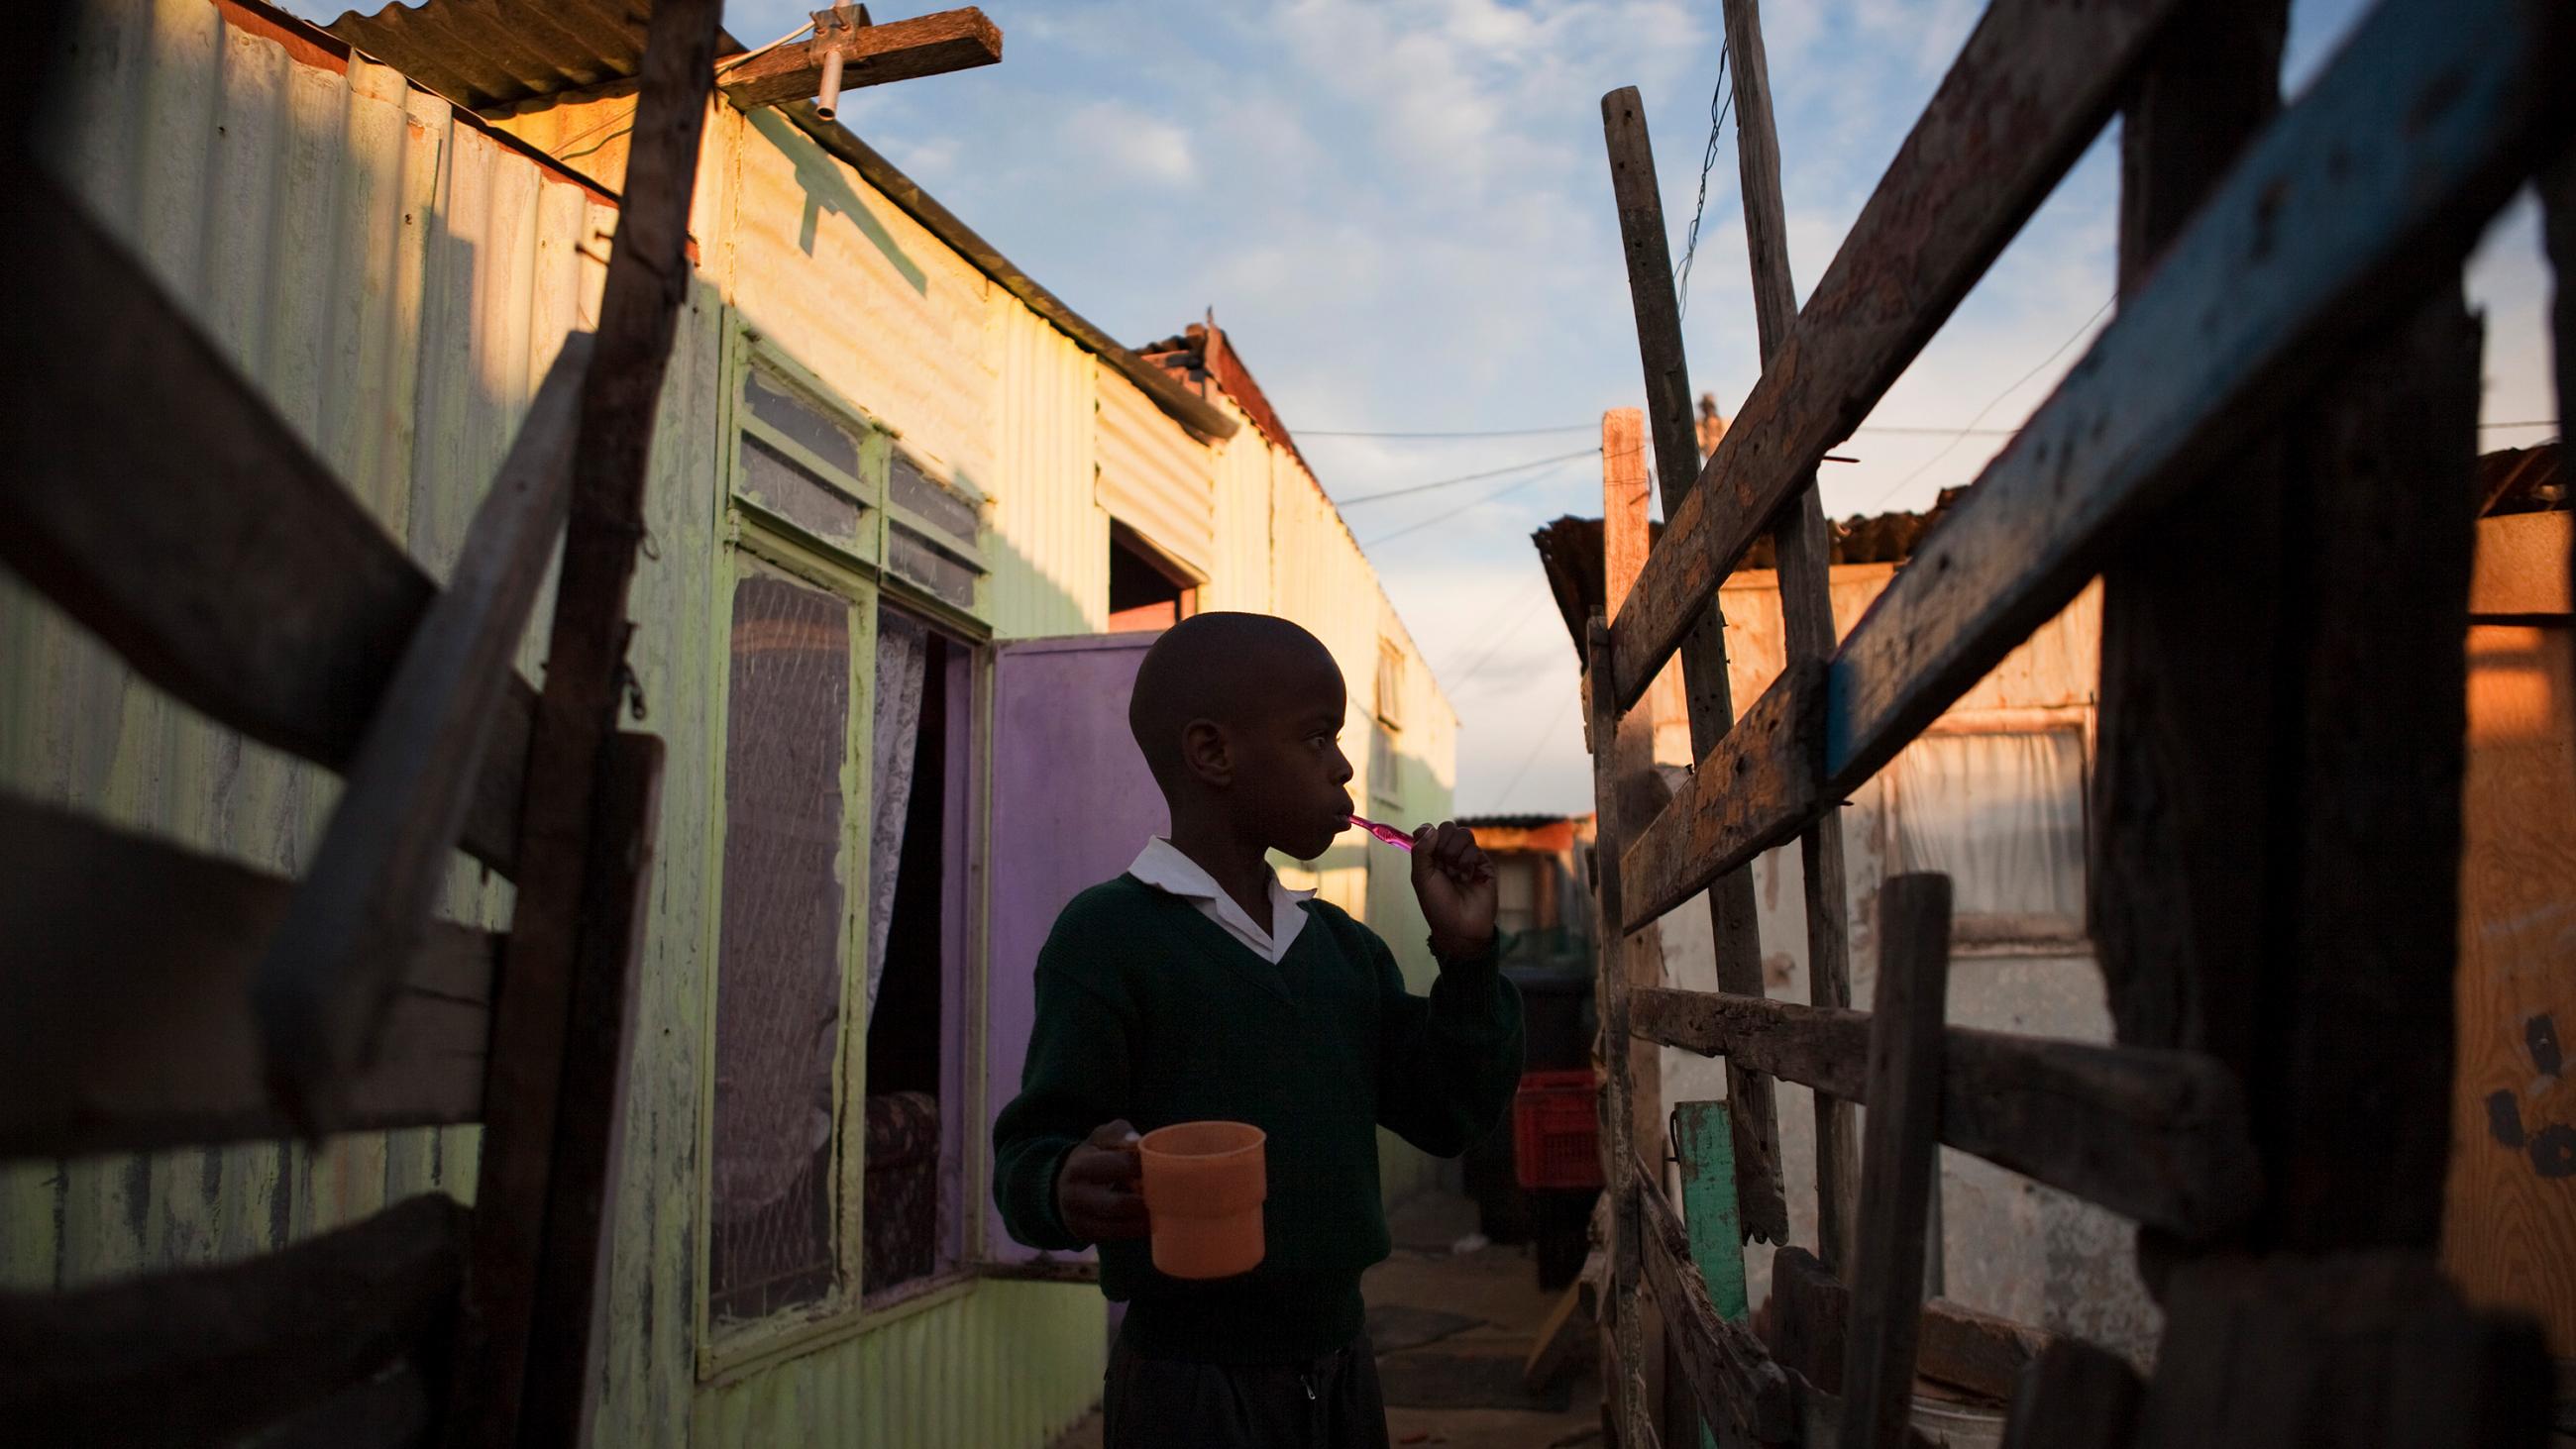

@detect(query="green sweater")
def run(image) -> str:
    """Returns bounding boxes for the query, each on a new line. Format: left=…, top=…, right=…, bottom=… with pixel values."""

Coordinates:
left=992, top=875, right=1525, bottom=1363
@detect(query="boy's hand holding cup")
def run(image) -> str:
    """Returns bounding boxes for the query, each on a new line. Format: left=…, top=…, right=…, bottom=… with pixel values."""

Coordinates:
left=1056, top=1119, right=1147, bottom=1243
left=1408, top=820, right=1497, bottom=965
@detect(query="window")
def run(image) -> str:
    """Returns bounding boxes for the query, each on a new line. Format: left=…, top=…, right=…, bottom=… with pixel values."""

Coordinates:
left=1107, top=522, right=1198, bottom=632
left=1375, top=640, right=1405, bottom=729
left=707, top=561, right=852, bottom=1327
left=1370, top=640, right=1405, bottom=805
left=706, top=332, right=987, bottom=1355
left=885, top=450, right=989, bottom=616
left=1370, top=726, right=1402, bottom=807
left=1884, top=728, right=2089, bottom=947
left=735, top=363, right=875, bottom=559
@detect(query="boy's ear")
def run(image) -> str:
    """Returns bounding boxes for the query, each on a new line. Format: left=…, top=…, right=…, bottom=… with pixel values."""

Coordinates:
left=1178, top=717, right=1233, bottom=786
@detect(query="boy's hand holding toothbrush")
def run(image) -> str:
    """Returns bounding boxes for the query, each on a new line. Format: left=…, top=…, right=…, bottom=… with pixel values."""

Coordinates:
left=1349, top=813, right=1496, bottom=966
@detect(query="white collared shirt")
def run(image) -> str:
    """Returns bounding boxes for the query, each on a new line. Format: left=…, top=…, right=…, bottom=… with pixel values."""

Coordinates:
left=1126, top=837, right=1317, bottom=965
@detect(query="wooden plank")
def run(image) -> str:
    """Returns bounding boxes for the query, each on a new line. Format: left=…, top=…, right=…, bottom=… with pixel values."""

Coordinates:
left=2259, top=295, right=2482, bottom=1252
left=2137, top=1253, right=2551, bottom=1448
left=2084, top=0, right=2292, bottom=1282
left=1526, top=1281, right=1595, bottom=1394
left=254, top=336, right=591, bottom=1127
left=1998, top=1338, right=2143, bottom=1449
left=0, top=164, right=533, bottom=875
left=1620, top=659, right=1824, bottom=930
left=518, top=734, right=664, bottom=1447
left=0, top=791, right=492, bottom=1161
left=1839, top=874, right=1950, bottom=1449
left=1917, top=1297, right=2048, bottom=1403
left=1604, top=411, right=1670, bottom=1182
left=447, top=2, right=724, bottom=1441
left=718, top=6, right=1002, bottom=110
left=1770, top=1245, right=2049, bottom=1403
left=2444, top=622, right=2576, bottom=1355
left=1588, top=616, right=1652, bottom=1449
left=1672, top=1101, right=1750, bottom=1322
left=0, top=1193, right=466, bottom=1447
left=1822, top=0, right=2565, bottom=792
left=1719, top=0, right=1863, bottom=1275
left=1767, top=1245, right=1849, bottom=1394
left=1605, top=0, right=2197, bottom=709
left=2469, top=511, right=2573, bottom=617
left=1614, top=0, right=2573, bottom=911
left=1598, top=90, right=1786, bottom=1243
left=1630, top=987, right=2261, bottom=1240
left=1634, top=1155, right=1799, bottom=1443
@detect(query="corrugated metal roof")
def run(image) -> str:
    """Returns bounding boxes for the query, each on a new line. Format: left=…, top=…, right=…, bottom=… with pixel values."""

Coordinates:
left=327, top=0, right=731, bottom=113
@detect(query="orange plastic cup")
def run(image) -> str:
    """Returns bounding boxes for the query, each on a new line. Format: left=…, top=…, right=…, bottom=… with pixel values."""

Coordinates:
left=1137, top=1121, right=1267, bottom=1280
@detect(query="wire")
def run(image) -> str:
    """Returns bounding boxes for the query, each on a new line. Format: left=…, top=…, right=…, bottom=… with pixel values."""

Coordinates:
left=1302, top=425, right=1597, bottom=440
left=1444, top=586, right=1559, bottom=691
left=717, top=18, right=820, bottom=75
left=1674, top=44, right=1736, bottom=320
left=1857, top=295, right=2116, bottom=513
left=1359, top=463, right=1584, bottom=548
left=1490, top=692, right=1581, bottom=811
left=1335, top=449, right=1598, bottom=508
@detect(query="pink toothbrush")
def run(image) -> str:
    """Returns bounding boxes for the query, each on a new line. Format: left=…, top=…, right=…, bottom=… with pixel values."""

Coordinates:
left=1344, top=813, right=1415, bottom=852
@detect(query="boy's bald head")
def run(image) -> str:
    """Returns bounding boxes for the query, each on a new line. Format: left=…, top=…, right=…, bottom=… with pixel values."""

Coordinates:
left=1129, top=613, right=1341, bottom=783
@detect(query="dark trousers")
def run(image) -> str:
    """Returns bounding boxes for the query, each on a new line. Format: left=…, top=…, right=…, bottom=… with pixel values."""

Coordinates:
left=1105, top=1331, right=1390, bottom=1449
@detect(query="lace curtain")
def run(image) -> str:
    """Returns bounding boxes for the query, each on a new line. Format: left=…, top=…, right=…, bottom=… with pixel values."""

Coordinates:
left=868, top=610, right=931, bottom=1015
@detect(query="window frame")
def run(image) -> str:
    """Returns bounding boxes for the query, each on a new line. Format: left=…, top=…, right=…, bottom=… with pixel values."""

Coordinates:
left=696, top=321, right=997, bottom=1381
left=1880, top=706, right=2096, bottom=956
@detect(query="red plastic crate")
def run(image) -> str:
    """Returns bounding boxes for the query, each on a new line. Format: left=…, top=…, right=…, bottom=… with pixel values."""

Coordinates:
left=1512, top=1069, right=1604, bottom=1191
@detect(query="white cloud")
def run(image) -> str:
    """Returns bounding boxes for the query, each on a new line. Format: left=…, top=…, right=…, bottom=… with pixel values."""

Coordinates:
left=1061, top=99, right=1200, bottom=187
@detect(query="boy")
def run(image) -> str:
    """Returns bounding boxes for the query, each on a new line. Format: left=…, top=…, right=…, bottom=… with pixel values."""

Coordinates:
left=993, top=613, right=1526, bottom=1448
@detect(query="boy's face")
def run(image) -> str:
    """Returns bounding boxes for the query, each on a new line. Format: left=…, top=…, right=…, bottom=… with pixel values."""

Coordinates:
left=1229, top=651, right=1354, bottom=862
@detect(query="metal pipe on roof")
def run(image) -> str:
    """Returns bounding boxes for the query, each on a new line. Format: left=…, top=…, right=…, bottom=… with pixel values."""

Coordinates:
left=815, top=49, right=845, bottom=119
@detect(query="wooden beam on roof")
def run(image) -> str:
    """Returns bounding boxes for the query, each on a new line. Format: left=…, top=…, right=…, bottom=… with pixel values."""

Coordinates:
left=717, top=6, right=1001, bottom=110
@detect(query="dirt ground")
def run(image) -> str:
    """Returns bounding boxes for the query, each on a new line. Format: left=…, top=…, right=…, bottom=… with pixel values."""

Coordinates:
left=1050, top=1191, right=1602, bottom=1448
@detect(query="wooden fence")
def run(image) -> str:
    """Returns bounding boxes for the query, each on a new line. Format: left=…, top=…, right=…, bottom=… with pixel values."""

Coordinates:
left=1582, top=0, right=2573, bottom=1443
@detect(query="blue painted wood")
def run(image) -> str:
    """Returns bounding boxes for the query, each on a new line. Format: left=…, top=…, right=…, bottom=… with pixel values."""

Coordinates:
left=1823, top=0, right=2572, bottom=787
left=1673, top=1099, right=1749, bottom=1449
left=1673, top=1101, right=1751, bottom=1322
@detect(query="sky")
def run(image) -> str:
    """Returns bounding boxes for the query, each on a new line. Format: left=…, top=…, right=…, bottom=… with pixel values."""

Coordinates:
left=296, top=0, right=2564, bottom=818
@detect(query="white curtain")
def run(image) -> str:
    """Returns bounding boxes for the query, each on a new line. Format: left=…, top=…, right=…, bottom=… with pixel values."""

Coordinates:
left=1886, top=730, right=2087, bottom=925
left=867, top=610, right=931, bottom=1015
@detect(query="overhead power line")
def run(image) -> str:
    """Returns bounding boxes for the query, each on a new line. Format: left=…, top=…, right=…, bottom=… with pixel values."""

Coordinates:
left=1334, top=448, right=1599, bottom=508
left=1302, top=425, right=1598, bottom=440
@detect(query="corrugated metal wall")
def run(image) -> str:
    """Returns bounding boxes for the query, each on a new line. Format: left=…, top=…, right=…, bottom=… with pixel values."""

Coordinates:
left=990, top=296, right=1105, bottom=638
left=692, top=1281, right=1103, bottom=1449
left=2, top=0, right=714, bottom=1303
left=1202, top=416, right=1276, bottom=617
left=723, top=105, right=1000, bottom=499
left=1095, top=364, right=1216, bottom=577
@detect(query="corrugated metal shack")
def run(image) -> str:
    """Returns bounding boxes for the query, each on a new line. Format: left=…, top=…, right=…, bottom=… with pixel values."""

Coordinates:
left=0, top=2, right=1462, bottom=1444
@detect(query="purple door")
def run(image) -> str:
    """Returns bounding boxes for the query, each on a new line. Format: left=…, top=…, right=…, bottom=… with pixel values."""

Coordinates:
left=983, top=633, right=1167, bottom=1267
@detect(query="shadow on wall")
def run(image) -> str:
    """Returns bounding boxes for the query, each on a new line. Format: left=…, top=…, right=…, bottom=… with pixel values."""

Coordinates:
left=746, top=107, right=928, bottom=292
left=0, top=29, right=680, bottom=1289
